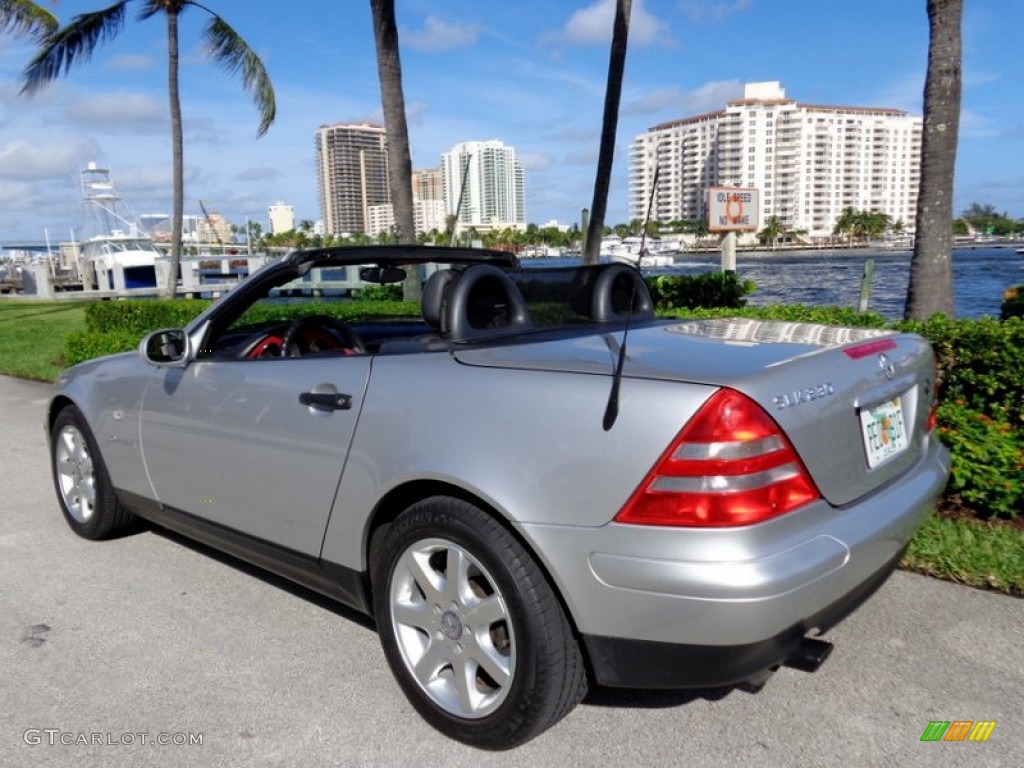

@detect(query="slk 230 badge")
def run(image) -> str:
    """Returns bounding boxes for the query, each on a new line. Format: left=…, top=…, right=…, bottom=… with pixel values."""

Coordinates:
left=773, top=382, right=835, bottom=410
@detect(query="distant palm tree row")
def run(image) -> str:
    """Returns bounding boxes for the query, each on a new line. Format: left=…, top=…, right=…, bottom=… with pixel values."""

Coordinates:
left=831, top=207, right=905, bottom=245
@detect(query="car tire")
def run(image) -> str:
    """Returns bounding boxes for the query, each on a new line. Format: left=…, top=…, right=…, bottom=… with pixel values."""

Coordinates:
left=51, top=405, right=135, bottom=540
left=370, top=496, right=587, bottom=750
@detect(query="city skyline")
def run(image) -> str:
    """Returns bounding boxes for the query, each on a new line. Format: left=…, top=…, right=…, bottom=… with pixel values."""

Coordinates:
left=1, top=0, right=1021, bottom=243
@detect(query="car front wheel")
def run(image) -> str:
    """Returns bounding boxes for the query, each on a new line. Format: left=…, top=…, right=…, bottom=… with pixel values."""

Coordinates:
left=51, top=405, right=135, bottom=540
left=370, top=496, right=587, bottom=749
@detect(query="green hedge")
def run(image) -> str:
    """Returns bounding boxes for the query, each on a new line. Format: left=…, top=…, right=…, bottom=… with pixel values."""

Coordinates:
left=1001, top=285, right=1024, bottom=320
left=64, top=298, right=419, bottom=367
left=645, top=271, right=755, bottom=310
left=84, top=298, right=211, bottom=335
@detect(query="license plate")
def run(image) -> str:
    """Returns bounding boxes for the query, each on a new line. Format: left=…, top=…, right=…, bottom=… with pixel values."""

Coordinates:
left=859, top=395, right=908, bottom=468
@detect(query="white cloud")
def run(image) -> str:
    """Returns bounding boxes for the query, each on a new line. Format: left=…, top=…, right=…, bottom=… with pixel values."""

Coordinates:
left=679, top=0, right=753, bottom=24
left=63, top=90, right=166, bottom=133
left=959, top=108, right=999, bottom=140
left=869, top=72, right=925, bottom=113
left=518, top=151, right=554, bottom=171
left=626, top=79, right=744, bottom=116
left=234, top=167, right=281, bottom=182
left=549, top=0, right=671, bottom=48
left=0, top=138, right=100, bottom=178
left=403, top=17, right=480, bottom=52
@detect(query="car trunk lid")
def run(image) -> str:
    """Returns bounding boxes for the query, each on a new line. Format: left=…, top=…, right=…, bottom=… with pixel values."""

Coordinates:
left=454, top=318, right=939, bottom=507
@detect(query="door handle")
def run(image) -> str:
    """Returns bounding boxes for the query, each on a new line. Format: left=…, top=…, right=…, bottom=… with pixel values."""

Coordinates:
left=299, top=391, right=353, bottom=411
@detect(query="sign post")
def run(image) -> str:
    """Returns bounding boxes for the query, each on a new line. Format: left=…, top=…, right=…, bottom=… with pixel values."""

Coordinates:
left=707, top=187, right=759, bottom=274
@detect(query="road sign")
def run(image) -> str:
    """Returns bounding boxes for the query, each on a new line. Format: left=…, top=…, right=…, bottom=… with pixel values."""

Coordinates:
left=707, top=187, right=760, bottom=232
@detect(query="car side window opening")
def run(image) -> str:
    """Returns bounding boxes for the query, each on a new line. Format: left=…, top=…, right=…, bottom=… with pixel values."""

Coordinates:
left=195, top=261, right=656, bottom=361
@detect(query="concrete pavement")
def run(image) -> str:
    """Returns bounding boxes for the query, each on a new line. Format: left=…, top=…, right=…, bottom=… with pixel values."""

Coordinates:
left=1, top=373, right=1021, bottom=767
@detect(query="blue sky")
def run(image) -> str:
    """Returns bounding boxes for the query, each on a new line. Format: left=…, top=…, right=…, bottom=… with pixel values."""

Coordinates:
left=1, top=0, right=1021, bottom=242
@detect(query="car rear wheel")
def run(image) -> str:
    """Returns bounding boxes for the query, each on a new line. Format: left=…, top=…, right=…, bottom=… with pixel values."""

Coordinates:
left=51, top=405, right=135, bottom=540
left=370, top=496, right=587, bottom=750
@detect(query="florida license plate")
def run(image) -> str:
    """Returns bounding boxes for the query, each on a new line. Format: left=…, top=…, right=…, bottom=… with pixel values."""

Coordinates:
left=860, top=395, right=908, bottom=468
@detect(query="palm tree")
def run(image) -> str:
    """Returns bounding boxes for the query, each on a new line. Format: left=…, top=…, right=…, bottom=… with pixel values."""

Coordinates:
left=19, top=1, right=275, bottom=299
left=583, top=0, right=631, bottom=265
left=369, top=0, right=419, bottom=301
left=759, top=215, right=783, bottom=250
left=0, top=1, right=57, bottom=40
left=905, top=0, right=961, bottom=320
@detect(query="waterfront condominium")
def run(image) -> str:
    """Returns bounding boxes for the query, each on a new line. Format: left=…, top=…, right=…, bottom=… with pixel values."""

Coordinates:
left=366, top=168, right=448, bottom=237
left=629, top=82, right=922, bottom=240
left=267, top=201, right=294, bottom=235
left=315, top=122, right=390, bottom=236
left=441, top=140, right=525, bottom=230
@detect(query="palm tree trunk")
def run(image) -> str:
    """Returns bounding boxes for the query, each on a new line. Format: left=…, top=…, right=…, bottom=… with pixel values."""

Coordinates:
left=583, top=0, right=631, bottom=265
left=905, top=0, right=961, bottom=320
left=369, top=0, right=419, bottom=301
left=165, top=9, right=183, bottom=299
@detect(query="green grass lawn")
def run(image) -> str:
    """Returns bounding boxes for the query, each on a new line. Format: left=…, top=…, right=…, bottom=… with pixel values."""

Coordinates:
left=903, top=512, right=1023, bottom=596
left=1, top=298, right=1021, bottom=597
left=0, top=300, right=88, bottom=381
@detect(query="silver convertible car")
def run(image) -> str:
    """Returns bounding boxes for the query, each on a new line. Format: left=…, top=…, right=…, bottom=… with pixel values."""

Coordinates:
left=48, top=246, right=950, bottom=749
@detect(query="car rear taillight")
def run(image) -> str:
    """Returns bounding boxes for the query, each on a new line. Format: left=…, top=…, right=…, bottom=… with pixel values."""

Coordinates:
left=925, top=399, right=939, bottom=433
left=615, top=388, right=821, bottom=527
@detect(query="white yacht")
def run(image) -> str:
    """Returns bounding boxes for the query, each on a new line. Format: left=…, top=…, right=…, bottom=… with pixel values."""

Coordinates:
left=75, top=162, right=163, bottom=290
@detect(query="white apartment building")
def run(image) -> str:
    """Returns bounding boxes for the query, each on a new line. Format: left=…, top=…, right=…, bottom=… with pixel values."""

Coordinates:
left=630, top=82, right=922, bottom=239
left=441, top=140, right=525, bottom=229
left=267, top=201, right=295, bottom=234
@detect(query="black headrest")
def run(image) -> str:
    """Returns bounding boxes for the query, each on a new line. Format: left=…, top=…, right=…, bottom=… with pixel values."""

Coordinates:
left=421, top=268, right=457, bottom=331
left=447, top=264, right=532, bottom=342
left=591, top=264, right=655, bottom=322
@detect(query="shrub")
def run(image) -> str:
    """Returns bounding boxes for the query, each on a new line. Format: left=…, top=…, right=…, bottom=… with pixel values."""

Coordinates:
left=896, top=315, right=1024, bottom=430
left=85, top=299, right=210, bottom=335
left=1001, top=285, right=1024, bottom=320
left=645, top=271, right=756, bottom=310
left=935, top=402, right=1023, bottom=519
left=351, top=283, right=403, bottom=301
left=63, top=329, right=143, bottom=366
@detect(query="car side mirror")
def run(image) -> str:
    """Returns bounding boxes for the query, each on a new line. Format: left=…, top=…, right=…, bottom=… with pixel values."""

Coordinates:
left=139, top=329, right=191, bottom=367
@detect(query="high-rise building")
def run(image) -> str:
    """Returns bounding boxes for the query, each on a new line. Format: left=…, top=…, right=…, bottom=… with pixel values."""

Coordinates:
left=315, top=122, right=390, bottom=235
left=197, top=212, right=233, bottom=244
left=629, top=82, right=922, bottom=239
left=413, top=168, right=444, bottom=202
left=268, top=201, right=295, bottom=234
left=441, top=140, right=525, bottom=229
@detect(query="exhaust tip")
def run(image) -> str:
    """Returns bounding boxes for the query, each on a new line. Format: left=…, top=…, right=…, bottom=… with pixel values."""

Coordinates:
left=784, top=637, right=834, bottom=673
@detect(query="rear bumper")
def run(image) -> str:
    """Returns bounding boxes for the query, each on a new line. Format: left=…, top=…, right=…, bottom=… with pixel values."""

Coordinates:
left=518, top=437, right=950, bottom=688
left=582, top=544, right=904, bottom=688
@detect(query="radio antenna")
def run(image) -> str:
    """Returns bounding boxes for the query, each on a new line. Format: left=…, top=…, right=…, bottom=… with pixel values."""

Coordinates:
left=602, top=165, right=659, bottom=431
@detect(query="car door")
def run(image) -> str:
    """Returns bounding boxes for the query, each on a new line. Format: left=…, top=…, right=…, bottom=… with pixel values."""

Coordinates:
left=139, top=355, right=371, bottom=557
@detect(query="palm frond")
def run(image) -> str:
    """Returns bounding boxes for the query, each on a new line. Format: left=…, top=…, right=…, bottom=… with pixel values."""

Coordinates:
left=20, top=1, right=130, bottom=94
left=201, top=14, right=275, bottom=137
left=0, top=0, right=59, bottom=42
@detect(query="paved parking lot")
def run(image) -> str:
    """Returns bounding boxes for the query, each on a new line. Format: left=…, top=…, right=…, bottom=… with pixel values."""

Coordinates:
left=2, top=373, right=1021, bottom=767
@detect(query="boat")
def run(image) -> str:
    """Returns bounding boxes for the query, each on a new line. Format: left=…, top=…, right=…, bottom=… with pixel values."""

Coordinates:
left=75, top=162, right=163, bottom=290
left=601, top=235, right=676, bottom=268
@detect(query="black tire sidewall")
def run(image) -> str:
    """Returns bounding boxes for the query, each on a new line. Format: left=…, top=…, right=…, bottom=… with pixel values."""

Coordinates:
left=370, top=496, right=573, bottom=749
left=50, top=405, right=125, bottom=540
